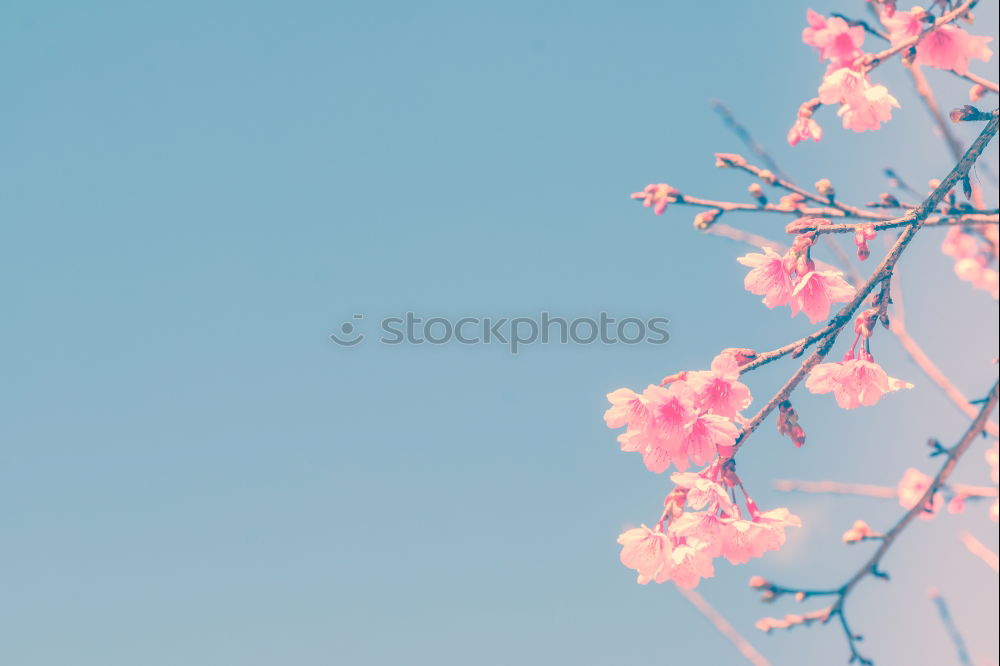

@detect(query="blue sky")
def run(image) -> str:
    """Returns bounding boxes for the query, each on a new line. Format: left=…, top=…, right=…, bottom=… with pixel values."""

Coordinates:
left=2, top=2, right=998, bottom=664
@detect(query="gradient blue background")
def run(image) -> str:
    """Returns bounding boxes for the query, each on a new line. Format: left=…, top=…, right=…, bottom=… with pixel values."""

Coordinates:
left=2, top=2, right=998, bottom=664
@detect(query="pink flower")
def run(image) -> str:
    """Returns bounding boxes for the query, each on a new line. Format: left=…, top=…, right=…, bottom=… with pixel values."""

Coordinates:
left=671, top=472, right=738, bottom=516
left=882, top=9, right=993, bottom=75
left=669, top=511, right=728, bottom=557
left=642, top=383, right=698, bottom=472
left=604, top=387, right=646, bottom=430
left=897, top=467, right=943, bottom=519
left=720, top=509, right=801, bottom=565
left=879, top=7, right=922, bottom=43
left=818, top=68, right=899, bottom=133
left=805, top=358, right=913, bottom=409
left=787, top=113, right=823, bottom=146
left=668, top=544, right=716, bottom=589
left=617, top=525, right=671, bottom=584
left=790, top=270, right=856, bottom=324
left=738, top=247, right=795, bottom=308
left=916, top=25, right=993, bottom=75
left=836, top=84, right=900, bottom=132
left=687, top=353, right=753, bottom=419
left=682, top=413, right=739, bottom=467
left=630, top=184, right=678, bottom=215
left=818, top=67, right=869, bottom=105
left=802, top=10, right=865, bottom=67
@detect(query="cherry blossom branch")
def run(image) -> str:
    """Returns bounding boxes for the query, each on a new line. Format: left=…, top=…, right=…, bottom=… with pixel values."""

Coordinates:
left=716, top=154, right=886, bottom=220
left=755, top=379, right=999, bottom=665
left=928, top=589, right=973, bottom=666
left=861, top=0, right=999, bottom=93
left=783, top=213, right=999, bottom=235
left=958, top=531, right=1000, bottom=572
left=704, top=212, right=1000, bottom=438
left=678, top=587, right=772, bottom=666
left=861, top=0, right=978, bottom=71
left=728, top=115, right=999, bottom=453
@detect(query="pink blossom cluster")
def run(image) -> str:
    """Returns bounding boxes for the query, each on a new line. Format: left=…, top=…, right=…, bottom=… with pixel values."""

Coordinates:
left=737, top=233, right=856, bottom=324
left=617, top=466, right=801, bottom=588
left=881, top=6, right=993, bottom=75
left=791, top=7, right=994, bottom=142
left=806, top=351, right=913, bottom=409
left=806, top=307, right=913, bottom=409
left=941, top=226, right=1000, bottom=300
left=604, top=353, right=750, bottom=473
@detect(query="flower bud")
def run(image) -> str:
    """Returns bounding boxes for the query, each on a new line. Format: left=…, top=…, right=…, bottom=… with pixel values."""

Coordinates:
left=748, top=182, right=766, bottom=204
left=758, top=169, right=776, bottom=185
left=714, top=152, right=746, bottom=168
left=815, top=178, right=835, bottom=198
left=970, top=84, right=986, bottom=102
left=693, top=209, right=721, bottom=230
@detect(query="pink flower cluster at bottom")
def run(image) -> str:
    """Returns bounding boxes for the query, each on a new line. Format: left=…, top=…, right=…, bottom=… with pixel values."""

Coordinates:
left=617, top=470, right=801, bottom=588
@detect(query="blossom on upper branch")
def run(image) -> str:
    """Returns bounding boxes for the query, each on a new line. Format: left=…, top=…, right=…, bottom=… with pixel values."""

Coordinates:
left=738, top=238, right=855, bottom=323
left=802, top=10, right=865, bottom=67
left=881, top=7, right=994, bottom=75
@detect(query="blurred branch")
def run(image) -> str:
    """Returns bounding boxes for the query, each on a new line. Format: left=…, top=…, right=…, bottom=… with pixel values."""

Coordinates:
left=958, top=531, right=999, bottom=572
left=756, top=380, right=999, bottom=665
left=678, top=587, right=771, bottom=666
left=928, top=589, right=973, bottom=666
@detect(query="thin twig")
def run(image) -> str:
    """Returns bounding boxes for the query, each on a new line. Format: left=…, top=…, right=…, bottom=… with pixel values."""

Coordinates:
left=678, top=587, right=772, bottom=666
left=758, top=380, right=1000, bottom=665
left=711, top=100, right=789, bottom=182
left=729, top=115, right=999, bottom=453
left=958, top=531, right=999, bottom=572
left=928, top=590, right=973, bottom=666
